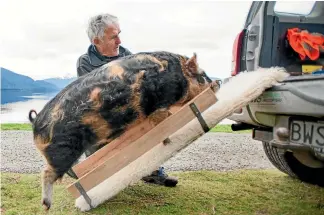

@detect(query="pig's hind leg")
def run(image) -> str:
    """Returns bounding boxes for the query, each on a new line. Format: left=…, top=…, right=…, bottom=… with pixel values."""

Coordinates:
left=41, top=139, right=84, bottom=210
left=40, top=164, right=57, bottom=210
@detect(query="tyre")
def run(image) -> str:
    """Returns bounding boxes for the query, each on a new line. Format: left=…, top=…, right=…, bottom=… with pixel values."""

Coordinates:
left=262, top=141, right=324, bottom=187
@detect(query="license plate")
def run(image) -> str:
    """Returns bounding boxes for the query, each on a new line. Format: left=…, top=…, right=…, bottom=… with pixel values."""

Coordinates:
left=290, top=120, right=324, bottom=150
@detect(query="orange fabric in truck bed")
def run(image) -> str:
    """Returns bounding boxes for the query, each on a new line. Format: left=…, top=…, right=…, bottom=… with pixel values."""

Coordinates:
left=287, top=27, right=324, bottom=61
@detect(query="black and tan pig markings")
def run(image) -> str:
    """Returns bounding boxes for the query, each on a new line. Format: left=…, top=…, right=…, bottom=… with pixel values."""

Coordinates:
left=28, top=51, right=216, bottom=210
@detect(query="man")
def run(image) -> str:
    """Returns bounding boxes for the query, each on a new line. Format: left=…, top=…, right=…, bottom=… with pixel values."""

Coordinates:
left=77, top=13, right=131, bottom=76
left=75, top=13, right=178, bottom=187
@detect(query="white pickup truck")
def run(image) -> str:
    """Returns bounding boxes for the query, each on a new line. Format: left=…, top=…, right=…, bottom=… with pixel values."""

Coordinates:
left=226, top=1, right=324, bottom=187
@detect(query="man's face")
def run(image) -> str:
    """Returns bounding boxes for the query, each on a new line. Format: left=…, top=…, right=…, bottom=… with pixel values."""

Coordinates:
left=94, top=23, right=121, bottom=57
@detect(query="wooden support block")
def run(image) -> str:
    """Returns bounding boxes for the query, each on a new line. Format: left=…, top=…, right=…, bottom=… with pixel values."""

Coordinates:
left=66, top=87, right=217, bottom=199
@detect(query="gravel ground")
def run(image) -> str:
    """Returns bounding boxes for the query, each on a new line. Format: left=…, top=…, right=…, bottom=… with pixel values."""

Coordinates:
left=0, top=131, right=275, bottom=174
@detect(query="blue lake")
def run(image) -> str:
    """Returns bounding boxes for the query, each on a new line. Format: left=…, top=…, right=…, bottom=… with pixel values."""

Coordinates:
left=1, top=90, right=59, bottom=123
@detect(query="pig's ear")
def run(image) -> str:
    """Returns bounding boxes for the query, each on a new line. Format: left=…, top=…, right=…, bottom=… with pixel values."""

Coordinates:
left=185, top=52, right=198, bottom=74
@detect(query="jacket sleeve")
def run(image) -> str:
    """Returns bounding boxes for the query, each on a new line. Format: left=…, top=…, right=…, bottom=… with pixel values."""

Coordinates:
left=76, top=55, right=92, bottom=77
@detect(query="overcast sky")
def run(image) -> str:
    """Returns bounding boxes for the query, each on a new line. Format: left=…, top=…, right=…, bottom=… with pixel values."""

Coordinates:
left=0, top=0, right=253, bottom=80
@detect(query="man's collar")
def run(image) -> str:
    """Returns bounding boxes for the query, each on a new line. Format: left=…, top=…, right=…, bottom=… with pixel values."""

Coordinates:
left=87, top=44, right=121, bottom=67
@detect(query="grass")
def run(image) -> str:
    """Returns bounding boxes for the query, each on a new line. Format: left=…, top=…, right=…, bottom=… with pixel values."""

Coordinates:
left=0, top=123, right=251, bottom=133
left=1, top=169, right=323, bottom=215
left=209, top=124, right=251, bottom=133
left=0, top=123, right=32, bottom=131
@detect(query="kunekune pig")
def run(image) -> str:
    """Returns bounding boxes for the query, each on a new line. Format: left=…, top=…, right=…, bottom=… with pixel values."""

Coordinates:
left=28, top=51, right=219, bottom=210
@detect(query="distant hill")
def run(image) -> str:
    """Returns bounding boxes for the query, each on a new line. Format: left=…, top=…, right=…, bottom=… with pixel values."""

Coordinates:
left=42, top=77, right=77, bottom=89
left=1, top=67, right=59, bottom=92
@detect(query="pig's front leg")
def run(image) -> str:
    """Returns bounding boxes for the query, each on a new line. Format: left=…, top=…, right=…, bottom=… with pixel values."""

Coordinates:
left=148, top=108, right=172, bottom=145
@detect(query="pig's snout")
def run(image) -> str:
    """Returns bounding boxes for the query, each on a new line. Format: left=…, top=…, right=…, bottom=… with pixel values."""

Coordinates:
left=210, top=80, right=221, bottom=92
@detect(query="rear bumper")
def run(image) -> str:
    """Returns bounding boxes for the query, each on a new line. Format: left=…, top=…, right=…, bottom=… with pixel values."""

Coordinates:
left=251, top=115, right=324, bottom=162
left=225, top=74, right=324, bottom=127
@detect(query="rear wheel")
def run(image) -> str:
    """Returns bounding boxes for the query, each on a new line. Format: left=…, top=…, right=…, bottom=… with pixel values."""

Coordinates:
left=262, top=141, right=324, bottom=187
left=262, top=141, right=296, bottom=177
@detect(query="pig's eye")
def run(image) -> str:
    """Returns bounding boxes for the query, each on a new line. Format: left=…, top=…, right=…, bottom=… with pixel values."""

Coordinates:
left=196, top=75, right=206, bottom=84
left=201, top=72, right=212, bottom=83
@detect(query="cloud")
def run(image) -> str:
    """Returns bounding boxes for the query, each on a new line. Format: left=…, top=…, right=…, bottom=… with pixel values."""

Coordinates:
left=0, top=0, right=252, bottom=80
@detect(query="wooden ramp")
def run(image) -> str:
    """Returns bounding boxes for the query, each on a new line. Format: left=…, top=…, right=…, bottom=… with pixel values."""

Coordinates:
left=66, top=87, right=217, bottom=206
left=65, top=67, right=290, bottom=211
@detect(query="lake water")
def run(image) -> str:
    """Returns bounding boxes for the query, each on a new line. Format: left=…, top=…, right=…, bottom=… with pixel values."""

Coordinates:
left=1, top=90, right=59, bottom=123
left=1, top=90, right=234, bottom=124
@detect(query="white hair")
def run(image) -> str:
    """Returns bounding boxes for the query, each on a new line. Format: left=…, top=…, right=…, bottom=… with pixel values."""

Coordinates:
left=86, top=13, right=119, bottom=43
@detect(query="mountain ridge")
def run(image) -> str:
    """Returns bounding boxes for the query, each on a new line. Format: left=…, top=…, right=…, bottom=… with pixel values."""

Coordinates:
left=0, top=67, right=76, bottom=92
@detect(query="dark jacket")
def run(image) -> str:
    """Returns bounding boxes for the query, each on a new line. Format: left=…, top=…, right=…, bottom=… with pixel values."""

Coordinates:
left=76, top=44, right=132, bottom=77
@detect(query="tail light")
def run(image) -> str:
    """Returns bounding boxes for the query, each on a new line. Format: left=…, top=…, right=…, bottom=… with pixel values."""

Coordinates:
left=231, top=30, right=245, bottom=76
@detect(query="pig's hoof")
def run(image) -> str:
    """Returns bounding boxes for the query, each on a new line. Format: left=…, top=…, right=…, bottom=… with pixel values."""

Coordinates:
left=42, top=198, right=51, bottom=210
